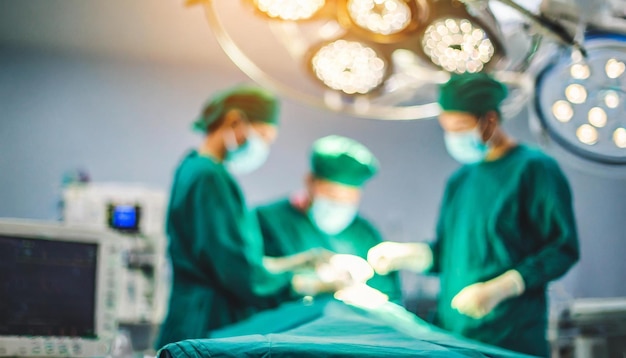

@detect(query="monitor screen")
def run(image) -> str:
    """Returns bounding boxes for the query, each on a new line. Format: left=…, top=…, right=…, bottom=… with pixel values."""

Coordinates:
left=107, top=204, right=141, bottom=233
left=0, top=235, right=98, bottom=338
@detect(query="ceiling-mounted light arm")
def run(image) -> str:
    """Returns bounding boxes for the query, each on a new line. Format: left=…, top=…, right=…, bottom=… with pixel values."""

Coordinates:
left=498, top=0, right=586, bottom=56
left=459, top=0, right=587, bottom=57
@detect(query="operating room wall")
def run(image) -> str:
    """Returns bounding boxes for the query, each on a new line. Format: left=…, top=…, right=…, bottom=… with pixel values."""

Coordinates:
left=1, top=47, right=625, bottom=300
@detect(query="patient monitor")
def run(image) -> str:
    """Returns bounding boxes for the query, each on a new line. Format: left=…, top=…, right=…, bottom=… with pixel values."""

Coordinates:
left=62, top=183, right=169, bottom=325
left=0, top=219, right=119, bottom=357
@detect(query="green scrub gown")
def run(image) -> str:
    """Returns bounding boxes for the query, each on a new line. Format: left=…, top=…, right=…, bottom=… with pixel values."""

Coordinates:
left=430, top=144, right=579, bottom=357
left=156, top=150, right=292, bottom=349
left=256, top=198, right=402, bottom=303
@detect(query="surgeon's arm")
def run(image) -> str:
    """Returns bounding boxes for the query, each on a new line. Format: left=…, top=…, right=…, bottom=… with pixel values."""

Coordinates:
left=191, top=173, right=293, bottom=303
left=514, top=158, right=580, bottom=291
left=255, top=206, right=284, bottom=257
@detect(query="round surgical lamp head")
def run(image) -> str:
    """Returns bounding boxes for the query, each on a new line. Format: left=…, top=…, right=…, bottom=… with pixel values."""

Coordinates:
left=308, top=38, right=390, bottom=95
left=337, top=0, right=429, bottom=43
left=531, top=33, right=626, bottom=177
left=421, top=17, right=495, bottom=73
left=414, top=0, right=506, bottom=74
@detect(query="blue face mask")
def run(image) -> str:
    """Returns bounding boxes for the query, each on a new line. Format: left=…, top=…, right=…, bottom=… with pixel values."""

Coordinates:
left=308, top=197, right=358, bottom=236
left=225, top=129, right=270, bottom=175
left=444, top=127, right=489, bottom=164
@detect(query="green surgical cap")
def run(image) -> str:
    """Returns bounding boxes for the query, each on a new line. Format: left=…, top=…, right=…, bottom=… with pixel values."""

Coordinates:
left=438, top=72, right=508, bottom=116
left=192, top=84, right=280, bottom=132
left=310, top=135, right=379, bottom=187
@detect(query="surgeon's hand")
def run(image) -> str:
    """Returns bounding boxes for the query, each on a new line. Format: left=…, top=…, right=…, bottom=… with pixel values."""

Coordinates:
left=367, top=242, right=433, bottom=275
left=334, top=284, right=389, bottom=310
left=291, top=272, right=346, bottom=296
left=317, top=254, right=374, bottom=285
left=451, top=270, right=525, bottom=319
left=291, top=253, right=373, bottom=296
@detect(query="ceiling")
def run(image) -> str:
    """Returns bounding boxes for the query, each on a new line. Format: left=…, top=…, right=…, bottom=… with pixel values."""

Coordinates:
left=0, top=0, right=238, bottom=71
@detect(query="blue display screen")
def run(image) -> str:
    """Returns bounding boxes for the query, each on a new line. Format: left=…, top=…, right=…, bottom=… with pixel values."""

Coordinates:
left=112, top=205, right=136, bottom=228
left=111, top=205, right=138, bottom=230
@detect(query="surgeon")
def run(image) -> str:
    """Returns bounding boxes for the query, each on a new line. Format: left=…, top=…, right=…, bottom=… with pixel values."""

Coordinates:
left=256, top=135, right=402, bottom=304
left=156, top=85, right=338, bottom=349
left=367, top=73, right=580, bottom=357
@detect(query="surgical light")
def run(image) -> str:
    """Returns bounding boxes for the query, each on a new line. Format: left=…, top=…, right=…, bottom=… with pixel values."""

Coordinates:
left=552, top=100, right=574, bottom=122
left=422, top=18, right=495, bottom=73
left=614, top=128, right=626, bottom=148
left=588, top=107, right=608, bottom=128
left=570, top=63, right=590, bottom=79
left=533, top=34, right=626, bottom=168
left=347, top=0, right=412, bottom=36
left=605, top=58, right=625, bottom=79
left=311, top=39, right=387, bottom=94
left=565, top=84, right=587, bottom=104
left=252, top=0, right=325, bottom=21
left=604, top=90, right=620, bottom=108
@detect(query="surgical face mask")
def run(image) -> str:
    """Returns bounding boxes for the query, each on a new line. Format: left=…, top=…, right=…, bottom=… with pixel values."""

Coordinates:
left=443, top=127, right=489, bottom=164
left=224, top=128, right=270, bottom=175
left=308, top=197, right=358, bottom=236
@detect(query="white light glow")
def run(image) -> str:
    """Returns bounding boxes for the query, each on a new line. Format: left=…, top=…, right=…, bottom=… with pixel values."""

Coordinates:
left=565, top=84, right=587, bottom=104
left=604, top=90, right=620, bottom=109
left=588, top=107, right=607, bottom=128
left=334, top=284, right=389, bottom=310
left=347, top=0, right=412, bottom=35
left=330, top=254, right=374, bottom=283
left=255, top=0, right=325, bottom=21
left=576, top=124, right=599, bottom=145
left=552, top=100, right=574, bottom=122
left=605, top=58, right=626, bottom=79
left=312, top=40, right=386, bottom=94
left=570, top=63, right=590, bottom=80
left=422, top=18, right=494, bottom=73
left=317, top=254, right=375, bottom=284
left=614, top=128, right=626, bottom=148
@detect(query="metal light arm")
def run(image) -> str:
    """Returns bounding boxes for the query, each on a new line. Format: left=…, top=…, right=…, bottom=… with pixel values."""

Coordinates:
left=460, top=0, right=586, bottom=56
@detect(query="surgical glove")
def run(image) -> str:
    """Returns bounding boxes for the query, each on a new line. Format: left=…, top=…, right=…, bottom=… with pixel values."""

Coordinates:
left=317, top=254, right=374, bottom=285
left=334, top=284, right=389, bottom=310
left=451, top=270, right=525, bottom=319
left=291, top=272, right=344, bottom=296
left=290, top=254, right=371, bottom=296
left=367, top=241, right=433, bottom=275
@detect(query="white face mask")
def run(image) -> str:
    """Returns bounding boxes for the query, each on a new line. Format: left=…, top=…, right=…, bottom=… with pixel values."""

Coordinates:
left=308, top=197, right=358, bottom=236
left=443, top=127, right=489, bottom=164
left=224, top=128, right=270, bottom=175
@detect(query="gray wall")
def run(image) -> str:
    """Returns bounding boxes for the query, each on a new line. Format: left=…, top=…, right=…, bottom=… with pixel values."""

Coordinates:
left=1, top=47, right=625, bottom=300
